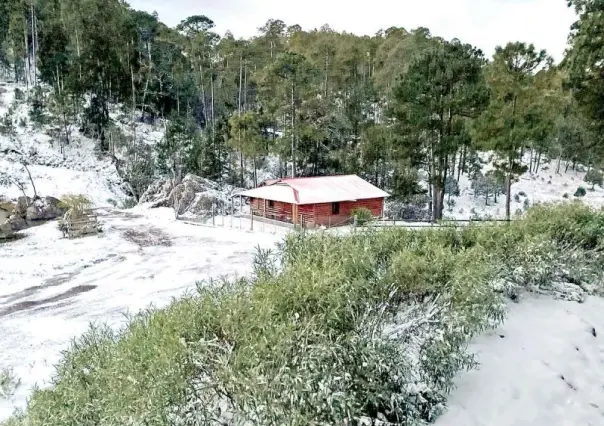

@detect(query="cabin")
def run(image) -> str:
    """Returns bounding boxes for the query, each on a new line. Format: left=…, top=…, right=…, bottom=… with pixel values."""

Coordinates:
left=237, top=175, right=390, bottom=228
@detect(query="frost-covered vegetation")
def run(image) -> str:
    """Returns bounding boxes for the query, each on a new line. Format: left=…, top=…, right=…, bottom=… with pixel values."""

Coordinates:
left=4, top=203, right=604, bottom=426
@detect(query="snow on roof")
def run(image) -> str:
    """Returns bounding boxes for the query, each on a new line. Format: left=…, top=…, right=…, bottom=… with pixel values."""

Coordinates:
left=236, top=175, right=390, bottom=205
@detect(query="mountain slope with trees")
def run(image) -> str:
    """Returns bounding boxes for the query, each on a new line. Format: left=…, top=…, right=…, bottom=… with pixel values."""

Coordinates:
left=1, top=0, right=600, bottom=221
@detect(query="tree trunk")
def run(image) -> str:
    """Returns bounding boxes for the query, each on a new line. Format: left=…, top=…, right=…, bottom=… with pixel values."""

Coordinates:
left=31, top=4, right=37, bottom=87
left=23, top=164, right=37, bottom=199
left=556, top=154, right=562, bottom=175
left=130, top=64, right=137, bottom=150
left=459, top=145, right=466, bottom=180
left=505, top=171, right=512, bottom=221
left=240, top=150, right=244, bottom=188
left=324, top=48, right=329, bottom=98
left=210, top=70, right=215, bottom=139
left=238, top=56, right=243, bottom=114
left=291, top=80, right=296, bottom=178
left=253, top=156, right=258, bottom=187
left=198, top=59, right=207, bottom=126
left=535, top=152, right=542, bottom=174
left=243, top=63, right=248, bottom=112
left=23, top=13, right=30, bottom=94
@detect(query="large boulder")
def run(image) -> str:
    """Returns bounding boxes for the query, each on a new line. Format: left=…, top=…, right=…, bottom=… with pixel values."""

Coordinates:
left=0, top=197, right=16, bottom=239
left=1, top=196, right=68, bottom=238
left=139, top=178, right=176, bottom=206
left=25, top=196, right=67, bottom=221
left=0, top=221, right=14, bottom=239
left=141, top=174, right=240, bottom=218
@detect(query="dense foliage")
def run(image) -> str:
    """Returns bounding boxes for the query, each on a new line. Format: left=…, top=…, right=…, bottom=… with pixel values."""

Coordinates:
left=3, top=203, right=604, bottom=426
left=0, top=1, right=602, bottom=221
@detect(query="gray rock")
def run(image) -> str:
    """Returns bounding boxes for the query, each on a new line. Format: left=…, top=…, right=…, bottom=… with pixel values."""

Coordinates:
left=7, top=215, right=27, bottom=231
left=13, top=196, right=31, bottom=218
left=1, top=196, right=67, bottom=237
left=139, top=178, right=176, bottom=206
left=0, top=221, right=14, bottom=239
left=141, top=174, right=239, bottom=218
left=25, top=196, right=67, bottom=221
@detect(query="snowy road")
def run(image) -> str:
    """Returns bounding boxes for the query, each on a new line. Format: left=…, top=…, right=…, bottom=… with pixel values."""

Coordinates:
left=0, top=207, right=282, bottom=420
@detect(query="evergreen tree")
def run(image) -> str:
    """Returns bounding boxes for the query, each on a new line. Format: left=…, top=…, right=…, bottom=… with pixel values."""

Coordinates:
left=390, top=39, right=489, bottom=220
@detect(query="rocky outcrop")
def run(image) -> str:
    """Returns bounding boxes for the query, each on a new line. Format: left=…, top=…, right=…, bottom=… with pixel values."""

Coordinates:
left=0, top=196, right=68, bottom=239
left=0, top=221, right=13, bottom=239
left=25, top=196, right=67, bottom=221
left=140, top=174, right=241, bottom=218
left=139, top=178, right=176, bottom=207
left=0, top=197, right=15, bottom=239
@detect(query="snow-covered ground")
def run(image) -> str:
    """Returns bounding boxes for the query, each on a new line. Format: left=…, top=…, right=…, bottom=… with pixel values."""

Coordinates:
left=436, top=296, right=604, bottom=426
left=443, top=157, right=604, bottom=220
left=0, top=206, right=284, bottom=420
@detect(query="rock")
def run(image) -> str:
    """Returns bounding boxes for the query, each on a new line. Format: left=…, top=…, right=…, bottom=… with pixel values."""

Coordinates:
left=13, top=196, right=31, bottom=218
left=0, top=198, right=14, bottom=224
left=169, top=175, right=227, bottom=217
left=0, top=221, right=14, bottom=239
left=139, top=178, right=176, bottom=205
left=7, top=215, right=27, bottom=231
left=141, top=174, right=239, bottom=218
left=1, top=196, right=67, bottom=238
left=25, top=196, right=67, bottom=221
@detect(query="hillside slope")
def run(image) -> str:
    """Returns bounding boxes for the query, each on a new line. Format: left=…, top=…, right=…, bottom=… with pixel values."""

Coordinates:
left=0, top=83, right=139, bottom=206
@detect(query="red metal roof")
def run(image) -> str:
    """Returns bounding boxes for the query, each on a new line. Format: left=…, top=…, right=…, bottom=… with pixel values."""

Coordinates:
left=237, top=175, right=390, bottom=205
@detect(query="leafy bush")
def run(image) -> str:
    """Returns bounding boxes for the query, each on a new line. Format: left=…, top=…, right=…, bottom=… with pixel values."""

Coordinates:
left=6, top=204, right=604, bottom=426
left=58, top=194, right=93, bottom=214
left=29, top=86, right=48, bottom=128
left=584, top=168, right=604, bottom=189
left=121, top=197, right=138, bottom=209
left=384, top=198, right=432, bottom=221
left=352, top=207, right=373, bottom=225
left=523, top=198, right=530, bottom=211
left=447, top=198, right=456, bottom=211
left=514, top=193, right=521, bottom=203
left=0, top=367, right=21, bottom=399
left=444, top=177, right=460, bottom=197
left=574, top=186, right=587, bottom=197
left=13, top=88, right=24, bottom=101
left=563, top=193, right=569, bottom=199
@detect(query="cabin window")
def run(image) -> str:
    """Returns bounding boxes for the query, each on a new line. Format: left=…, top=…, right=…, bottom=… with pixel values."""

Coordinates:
left=332, top=202, right=340, bottom=215
left=268, top=200, right=275, bottom=208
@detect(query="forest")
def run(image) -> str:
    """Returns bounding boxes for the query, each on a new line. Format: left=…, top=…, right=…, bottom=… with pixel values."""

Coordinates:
left=0, top=0, right=603, bottom=220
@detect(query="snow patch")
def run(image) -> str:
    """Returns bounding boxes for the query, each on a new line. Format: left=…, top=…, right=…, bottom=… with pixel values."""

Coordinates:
left=436, top=296, right=604, bottom=426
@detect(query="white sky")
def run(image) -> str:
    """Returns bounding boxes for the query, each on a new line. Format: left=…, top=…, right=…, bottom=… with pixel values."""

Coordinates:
left=127, top=0, right=576, bottom=62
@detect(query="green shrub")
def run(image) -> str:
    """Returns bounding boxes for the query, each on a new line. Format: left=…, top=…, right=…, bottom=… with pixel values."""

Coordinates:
left=0, top=367, right=21, bottom=399
left=574, top=186, right=587, bottom=197
left=584, top=168, right=604, bottom=190
left=351, top=207, right=373, bottom=225
left=13, top=88, right=24, bottom=101
left=120, top=197, right=138, bottom=209
left=6, top=204, right=604, bottom=426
